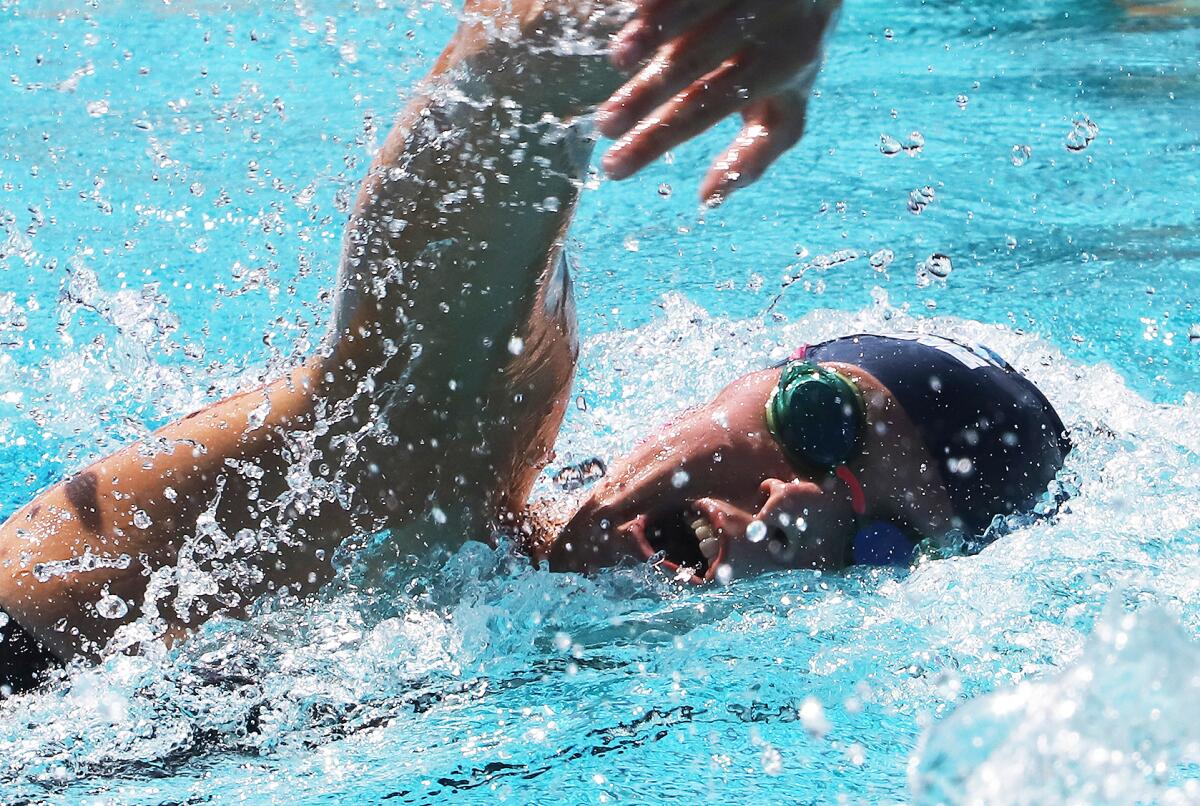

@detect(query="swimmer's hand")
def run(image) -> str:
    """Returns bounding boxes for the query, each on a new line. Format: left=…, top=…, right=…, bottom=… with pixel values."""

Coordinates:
left=598, top=0, right=842, bottom=203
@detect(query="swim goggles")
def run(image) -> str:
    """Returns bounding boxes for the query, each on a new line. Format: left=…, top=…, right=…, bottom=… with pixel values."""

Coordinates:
left=764, top=357, right=868, bottom=517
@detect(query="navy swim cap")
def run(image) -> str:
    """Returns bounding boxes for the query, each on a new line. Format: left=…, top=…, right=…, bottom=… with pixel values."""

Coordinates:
left=805, top=334, right=1071, bottom=534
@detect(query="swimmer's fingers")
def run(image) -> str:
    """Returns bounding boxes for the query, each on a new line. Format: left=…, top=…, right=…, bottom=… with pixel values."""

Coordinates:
left=599, top=4, right=753, bottom=140
left=600, top=0, right=839, bottom=197
left=611, top=0, right=735, bottom=70
left=700, top=90, right=808, bottom=204
left=601, top=58, right=748, bottom=181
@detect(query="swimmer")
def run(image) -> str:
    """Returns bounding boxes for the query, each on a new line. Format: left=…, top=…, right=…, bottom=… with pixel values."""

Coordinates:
left=545, top=333, right=1071, bottom=580
left=0, top=0, right=1066, bottom=695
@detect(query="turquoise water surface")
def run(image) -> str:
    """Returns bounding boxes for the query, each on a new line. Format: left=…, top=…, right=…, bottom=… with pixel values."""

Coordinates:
left=1, top=0, right=1198, bottom=803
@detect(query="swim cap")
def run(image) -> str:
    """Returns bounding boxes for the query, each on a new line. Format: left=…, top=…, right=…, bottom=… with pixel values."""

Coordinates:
left=803, top=334, right=1071, bottom=535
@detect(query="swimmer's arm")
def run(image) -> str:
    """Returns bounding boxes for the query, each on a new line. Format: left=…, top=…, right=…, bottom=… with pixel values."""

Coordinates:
left=0, top=1, right=630, bottom=662
left=326, top=0, right=628, bottom=510
left=0, top=360, right=355, bottom=660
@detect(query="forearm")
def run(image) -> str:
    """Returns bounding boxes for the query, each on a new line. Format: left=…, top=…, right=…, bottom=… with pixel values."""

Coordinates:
left=326, top=0, right=628, bottom=510
left=333, top=0, right=625, bottom=365
left=0, top=359, right=348, bottom=660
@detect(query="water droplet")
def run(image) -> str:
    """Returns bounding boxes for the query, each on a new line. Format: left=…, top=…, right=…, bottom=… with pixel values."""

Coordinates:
left=507, top=336, right=524, bottom=355
left=1187, top=324, right=1200, bottom=343
left=552, top=458, right=607, bottom=491
left=905, top=131, right=925, bottom=154
left=955, top=93, right=969, bottom=109
left=96, top=594, right=128, bottom=620
left=1065, top=115, right=1099, bottom=152
left=164, top=486, right=177, bottom=502
left=883, top=27, right=895, bottom=40
left=946, top=457, right=974, bottom=476
left=907, top=186, right=936, bottom=215
left=879, top=134, right=902, bottom=157
left=1005, top=234, right=1018, bottom=250
left=746, top=520, right=767, bottom=543
left=924, top=253, right=953, bottom=279
left=431, top=507, right=448, bottom=525
left=623, top=235, right=640, bottom=252
left=657, top=183, right=672, bottom=197
left=132, top=510, right=151, bottom=529
left=1010, top=144, right=1032, bottom=167
left=761, top=745, right=783, bottom=776
left=189, top=182, right=205, bottom=197
left=869, top=249, right=894, bottom=271
left=86, top=100, right=109, bottom=117
left=553, top=632, right=572, bottom=652
left=716, top=563, right=733, bottom=584
left=671, top=470, right=690, bottom=489
left=247, top=399, right=271, bottom=430
left=800, top=696, right=831, bottom=738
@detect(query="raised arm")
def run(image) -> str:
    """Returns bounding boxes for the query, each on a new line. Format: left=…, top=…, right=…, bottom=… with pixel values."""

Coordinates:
left=0, top=0, right=627, bottom=663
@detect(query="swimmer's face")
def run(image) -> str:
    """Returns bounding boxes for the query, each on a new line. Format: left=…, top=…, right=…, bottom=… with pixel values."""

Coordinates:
left=548, top=367, right=852, bottom=581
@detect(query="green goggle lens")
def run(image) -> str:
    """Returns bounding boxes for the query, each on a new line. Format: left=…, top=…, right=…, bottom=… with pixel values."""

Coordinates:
left=765, top=360, right=865, bottom=470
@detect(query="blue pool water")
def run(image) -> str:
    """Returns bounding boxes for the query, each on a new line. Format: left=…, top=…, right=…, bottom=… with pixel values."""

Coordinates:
left=1, top=0, right=1199, bottom=803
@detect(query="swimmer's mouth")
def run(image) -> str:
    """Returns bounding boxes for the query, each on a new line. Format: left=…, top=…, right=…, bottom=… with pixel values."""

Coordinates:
left=621, top=506, right=728, bottom=584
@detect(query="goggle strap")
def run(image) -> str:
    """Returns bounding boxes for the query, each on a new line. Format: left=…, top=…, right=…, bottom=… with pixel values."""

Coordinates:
left=835, top=465, right=867, bottom=518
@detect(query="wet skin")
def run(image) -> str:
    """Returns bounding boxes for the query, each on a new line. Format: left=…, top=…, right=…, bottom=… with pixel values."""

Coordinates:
left=0, top=0, right=845, bottom=664
left=546, top=363, right=957, bottom=582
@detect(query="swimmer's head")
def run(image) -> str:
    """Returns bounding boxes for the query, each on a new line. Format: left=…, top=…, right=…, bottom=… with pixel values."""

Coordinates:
left=546, top=356, right=1069, bottom=581
left=545, top=365, right=887, bottom=581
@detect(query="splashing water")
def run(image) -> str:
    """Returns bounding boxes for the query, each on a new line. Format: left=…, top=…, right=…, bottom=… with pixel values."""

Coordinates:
left=0, top=0, right=1198, bottom=803
left=3, top=294, right=1194, bottom=803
